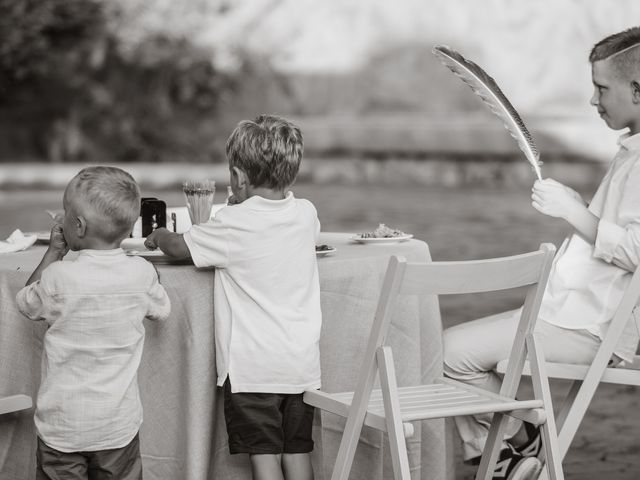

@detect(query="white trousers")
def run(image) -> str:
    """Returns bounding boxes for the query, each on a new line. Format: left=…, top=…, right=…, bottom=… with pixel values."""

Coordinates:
left=442, top=309, right=601, bottom=461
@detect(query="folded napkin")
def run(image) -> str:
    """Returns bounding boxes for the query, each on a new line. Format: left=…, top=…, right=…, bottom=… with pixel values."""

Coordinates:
left=0, top=229, right=38, bottom=254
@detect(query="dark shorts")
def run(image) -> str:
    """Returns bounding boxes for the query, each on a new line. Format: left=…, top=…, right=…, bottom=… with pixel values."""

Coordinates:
left=223, top=377, right=315, bottom=455
left=36, top=433, right=142, bottom=480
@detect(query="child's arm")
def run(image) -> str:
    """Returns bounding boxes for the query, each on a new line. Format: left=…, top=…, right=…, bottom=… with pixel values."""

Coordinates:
left=145, top=273, right=171, bottom=321
left=17, top=228, right=64, bottom=320
left=145, top=227, right=190, bottom=259
left=26, top=224, right=68, bottom=286
left=531, top=178, right=599, bottom=243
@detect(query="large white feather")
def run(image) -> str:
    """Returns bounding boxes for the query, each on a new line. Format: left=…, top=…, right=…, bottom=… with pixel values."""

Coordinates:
left=432, top=45, right=542, bottom=180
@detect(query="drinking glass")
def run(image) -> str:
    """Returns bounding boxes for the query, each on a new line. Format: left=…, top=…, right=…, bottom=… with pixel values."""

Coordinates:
left=183, top=179, right=216, bottom=225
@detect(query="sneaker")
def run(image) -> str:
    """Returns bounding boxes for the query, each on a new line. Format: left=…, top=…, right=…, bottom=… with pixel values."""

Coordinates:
left=515, top=423, right=542, bottom=459
left=490, top=445, right=542, bottom=480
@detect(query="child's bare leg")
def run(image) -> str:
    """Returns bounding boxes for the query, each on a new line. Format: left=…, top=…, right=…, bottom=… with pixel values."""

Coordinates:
left=250, top=453, right=284, bottom=480
left=282, top=453, right=313, bottom=480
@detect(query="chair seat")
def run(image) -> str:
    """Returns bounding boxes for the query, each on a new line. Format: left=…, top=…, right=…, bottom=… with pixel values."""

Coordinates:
left=0, top=394, right=32, bottom=415
left=304, top=377, right=544, bottom=434
left=496, top=356, right=640, bottom=386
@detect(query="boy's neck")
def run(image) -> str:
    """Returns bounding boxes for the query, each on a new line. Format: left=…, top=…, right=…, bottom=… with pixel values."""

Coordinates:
left=74, top=236, right=124, bottom=251
left=245, top=186, right=287, bottom=201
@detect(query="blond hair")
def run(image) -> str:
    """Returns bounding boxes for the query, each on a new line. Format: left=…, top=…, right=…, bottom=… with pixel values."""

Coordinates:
left=225, top=114, right=304, bottom=190
left=590, top=27, right=640, bottom=81
left=66, top=166, right=140, bottom=242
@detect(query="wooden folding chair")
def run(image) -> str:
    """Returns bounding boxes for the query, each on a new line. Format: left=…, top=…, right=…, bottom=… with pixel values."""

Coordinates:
left=0, top=395, right=31, bottom=416
left=304, top=244, right=562, bottom=480
left=497, top=265, right=640, bottom=478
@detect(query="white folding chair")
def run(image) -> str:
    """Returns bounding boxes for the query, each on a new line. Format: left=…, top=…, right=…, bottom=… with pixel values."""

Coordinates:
left=0, top=395, right=31, bottom=416
left=304, top=244, right=563, bottom=480
left=497, top=265, right=640, bottom=477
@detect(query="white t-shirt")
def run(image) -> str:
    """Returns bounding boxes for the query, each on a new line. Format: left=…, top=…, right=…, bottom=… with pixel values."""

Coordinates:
left=16, top=249, right=171, bottom=452
left=539, top=132, right=640, bottom=361
left=183, top=192, right=322, bottom=393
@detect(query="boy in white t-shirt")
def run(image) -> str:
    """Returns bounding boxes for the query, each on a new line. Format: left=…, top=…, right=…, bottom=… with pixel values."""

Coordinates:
left=146, top=114, right=321, bottom=480
left=16, top=166, right=171, bottom=480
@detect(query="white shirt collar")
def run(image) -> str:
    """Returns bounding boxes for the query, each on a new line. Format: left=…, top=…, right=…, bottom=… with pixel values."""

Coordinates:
left=243, top=191, right=295, bottom=211
left=77, top=248, right=125, bottom=258
left=617, top=131, right=640, bottom=151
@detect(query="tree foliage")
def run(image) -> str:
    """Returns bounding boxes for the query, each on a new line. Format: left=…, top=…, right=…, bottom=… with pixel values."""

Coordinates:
left=0, top=0, right=234, bottom=163
left=0, top=0, right=105, bottom=92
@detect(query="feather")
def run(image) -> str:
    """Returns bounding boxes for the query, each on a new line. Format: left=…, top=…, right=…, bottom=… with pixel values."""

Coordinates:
left=432, top=45, right=542, bottom=180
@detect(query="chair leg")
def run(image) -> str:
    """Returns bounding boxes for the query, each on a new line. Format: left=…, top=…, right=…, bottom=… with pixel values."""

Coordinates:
left=555, top=380, right=602, bottom=461
left=377, top=346, right=412, bottom=480
left=330, top=416, right=366, bottom=480
left=555, top=380, right=581, bottom=434
left=533, top=381, right=581, bottom=480
left=549, top=379, right=581, bottom=464
left=475, top=412, right=510, bottom=480
left=526, top=334, right=564, bottom=480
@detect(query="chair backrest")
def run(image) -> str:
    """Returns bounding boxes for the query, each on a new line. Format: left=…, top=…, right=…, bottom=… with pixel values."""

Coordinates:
left=354, top=243, right=556, bottom=399
left=540, top=262, right=640, bottom=460
left=594, top=264, right=640, bottom=367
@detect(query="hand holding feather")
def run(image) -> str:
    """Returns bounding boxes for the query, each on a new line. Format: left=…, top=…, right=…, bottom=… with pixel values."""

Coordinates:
left=531, top=178, right=586, bottom=219
left=533, top=178, right=598, bottom=242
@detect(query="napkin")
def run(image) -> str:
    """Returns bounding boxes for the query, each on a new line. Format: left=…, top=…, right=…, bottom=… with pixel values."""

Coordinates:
left=0, top=229, right=38, bottom=254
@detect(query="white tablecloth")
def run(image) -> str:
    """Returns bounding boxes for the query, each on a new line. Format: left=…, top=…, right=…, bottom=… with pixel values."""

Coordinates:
left=0, top=232, right=446, bottom=480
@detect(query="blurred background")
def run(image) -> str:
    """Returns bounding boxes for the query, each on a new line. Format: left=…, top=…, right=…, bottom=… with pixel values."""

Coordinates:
left=2, top=1, right=640, bottom=478
left=3, top=0, right=640, bottom=174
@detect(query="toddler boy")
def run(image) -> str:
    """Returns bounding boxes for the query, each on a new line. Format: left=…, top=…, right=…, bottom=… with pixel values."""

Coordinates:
left=17, top=166, right=171, bottom=480
left=146, top=114, right=321, bottom=480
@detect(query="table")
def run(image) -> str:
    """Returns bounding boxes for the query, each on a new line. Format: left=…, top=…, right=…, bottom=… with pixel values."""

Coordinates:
left=0, top=232, right=446, bottom=480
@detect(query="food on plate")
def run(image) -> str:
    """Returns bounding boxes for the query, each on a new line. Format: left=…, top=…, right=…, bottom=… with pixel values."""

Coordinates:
left=359, top=224, right=406, bottom=239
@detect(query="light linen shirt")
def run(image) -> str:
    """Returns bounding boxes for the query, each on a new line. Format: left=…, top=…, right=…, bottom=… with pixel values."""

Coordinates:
left=183, top=192, right=322, bottom=394
left=539, top=132, right=640, bottom=361
left=16, top=249, right=170, bottom=452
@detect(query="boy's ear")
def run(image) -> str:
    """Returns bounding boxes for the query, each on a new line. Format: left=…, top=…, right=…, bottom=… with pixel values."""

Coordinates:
left=76, top=216, right=87, bottom=238
left=232, top=166, right=248, bottom=189
left=631, top=81, right=640, bottom=103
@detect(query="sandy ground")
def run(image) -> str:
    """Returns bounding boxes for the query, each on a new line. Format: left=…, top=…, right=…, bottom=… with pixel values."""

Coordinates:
left=1, top=182, right=638, bottom=479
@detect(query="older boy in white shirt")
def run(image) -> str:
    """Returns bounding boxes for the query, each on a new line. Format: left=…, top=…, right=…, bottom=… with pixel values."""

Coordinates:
left=146, top=114, right=321, bottom=480
left=444, top=27, right=640, bottom=480
left=16, top=166, right=171, bottom=480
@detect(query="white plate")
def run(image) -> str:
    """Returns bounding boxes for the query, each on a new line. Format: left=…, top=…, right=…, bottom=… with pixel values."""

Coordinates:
left=350, top=234, right=413, bottom=244
left=121, top=238, right=191, bottom=264
left=315, top=246, right=336, bottom=257
left=25, top=231, right=50, bottom=244
left=125, top=249, right=165, bottom=257
left=124, top=249, right=192, bottom=265
left=121, top=237, right=146, bottom=251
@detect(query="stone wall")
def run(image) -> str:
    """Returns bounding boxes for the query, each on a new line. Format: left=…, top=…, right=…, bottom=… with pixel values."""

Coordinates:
left=0, top=157, right=606, bottom=190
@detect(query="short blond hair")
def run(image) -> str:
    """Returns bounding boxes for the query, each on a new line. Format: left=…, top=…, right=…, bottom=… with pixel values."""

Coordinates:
left=590, top=27, right=640, bottom=81
left=66, top=166, right=140, bottom=242
left=225, top=114, right=304, bottom=190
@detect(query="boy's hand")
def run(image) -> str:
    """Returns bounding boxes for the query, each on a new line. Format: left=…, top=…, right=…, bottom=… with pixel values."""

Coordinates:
left=144, top=228, right=166, bottom=250
left=47, top=224, right=68, bottom=258
left=531, top=178, right=586, bottom=219
left=144, top=227, right=190, bottom=259
left=26, top=224, right=67, bottom=285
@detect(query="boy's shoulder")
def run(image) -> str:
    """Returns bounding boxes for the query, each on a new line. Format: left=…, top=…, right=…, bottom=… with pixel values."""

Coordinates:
left=40, top=258, right=72, bottom=281
left=124, top=253, right=160, bottom=275
left=216, top=195, right=318, bottom=220
left=41, top=252, right=158, bottom=290
left=295, top=197, right=318, bottom=211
